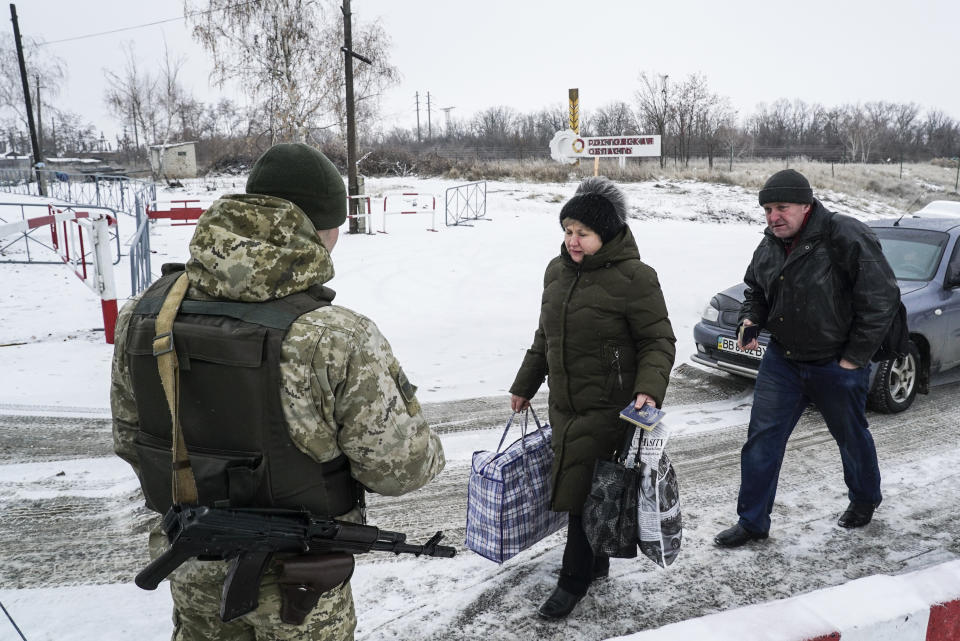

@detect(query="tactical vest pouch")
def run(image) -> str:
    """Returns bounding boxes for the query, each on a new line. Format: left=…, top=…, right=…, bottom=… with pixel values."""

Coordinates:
left=134, top=431, right=264, bottom=512
left=278, top=553, right=355, bottom=625
left=127, top=268, right=362, bottom=517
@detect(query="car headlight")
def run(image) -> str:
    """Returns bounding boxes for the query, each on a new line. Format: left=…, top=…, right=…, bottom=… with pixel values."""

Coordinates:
left=701, top=302, right=720, bottom=323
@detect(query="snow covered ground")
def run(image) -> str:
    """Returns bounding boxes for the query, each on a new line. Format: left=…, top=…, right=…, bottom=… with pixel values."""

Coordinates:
left=2, top=174, right=958, bottom=641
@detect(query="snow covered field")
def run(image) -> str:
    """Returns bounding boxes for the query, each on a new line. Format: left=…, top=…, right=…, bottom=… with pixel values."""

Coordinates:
left=0, top=175, right=904, bottom=415
left=2, top=175, right=958, bottom=641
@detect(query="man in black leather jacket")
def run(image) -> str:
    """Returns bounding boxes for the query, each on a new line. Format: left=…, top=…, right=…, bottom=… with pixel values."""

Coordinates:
left=714, top=169, right=900, bottom=548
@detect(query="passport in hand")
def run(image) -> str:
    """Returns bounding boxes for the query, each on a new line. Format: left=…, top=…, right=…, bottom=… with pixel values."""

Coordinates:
left=619, top=402, right=665, bottom=431
left=738, top=323, right=760, bottom=346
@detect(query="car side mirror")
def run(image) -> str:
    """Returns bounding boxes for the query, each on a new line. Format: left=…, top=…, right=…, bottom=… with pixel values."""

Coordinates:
left=946, top=266, right=960, bottom=289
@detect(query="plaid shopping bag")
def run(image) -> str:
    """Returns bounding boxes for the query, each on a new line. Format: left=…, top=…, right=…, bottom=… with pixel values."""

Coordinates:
left=465, top=409, right=568, bottom=563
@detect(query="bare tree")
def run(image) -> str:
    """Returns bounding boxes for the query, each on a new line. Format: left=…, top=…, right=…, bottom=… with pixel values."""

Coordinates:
left=103, top=43, right=158, bottom=159
left=591, top=101, right=637, bottom=136
left=156, top=42, right=189, bottom=144
left=863, top=101, right=894, bottom=162
left=470, top=106, right=519, bottom=143
left=672, top=73, right=710, bottom=166
left=315, top=15, right=400, bottom=141
left=535, top=105, right=568, bottom=139
left=186, top=0, right=398, bottom=145
left=696, top=95, right=736, bottom=169
left=635, top=71, right=671, bottom=168
left=0, top=34, right=66, bottom=150
left=840, top=104, right=868, bottom=162
left=892, top=102, right=920, bottom=167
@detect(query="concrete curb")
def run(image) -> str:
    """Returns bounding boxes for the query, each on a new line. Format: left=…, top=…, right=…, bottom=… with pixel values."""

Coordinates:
left=617, top=560, right=960, bottom=640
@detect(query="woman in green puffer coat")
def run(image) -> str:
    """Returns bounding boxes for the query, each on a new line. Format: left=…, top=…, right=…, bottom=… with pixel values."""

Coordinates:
left=510, top=176, right=676, bottom=619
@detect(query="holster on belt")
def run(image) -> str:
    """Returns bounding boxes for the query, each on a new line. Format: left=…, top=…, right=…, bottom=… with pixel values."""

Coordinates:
left=278, top=553, right=355, bottom=625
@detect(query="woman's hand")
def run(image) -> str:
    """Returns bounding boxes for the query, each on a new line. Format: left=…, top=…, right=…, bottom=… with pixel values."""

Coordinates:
left=511, top=394, right=530, bottom=412
left=634, top=393, right=656, bottom=409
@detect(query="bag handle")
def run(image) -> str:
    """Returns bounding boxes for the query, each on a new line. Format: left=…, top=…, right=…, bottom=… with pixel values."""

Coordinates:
left=615, top=424, right=638, bottom=465
left=495, top=407, right=549, bottom=504
left=496, top=406, right=543, bottom=453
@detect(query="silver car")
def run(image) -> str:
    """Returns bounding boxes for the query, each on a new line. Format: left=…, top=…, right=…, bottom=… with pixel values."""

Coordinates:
left=691, top=215, right=960, bottom=413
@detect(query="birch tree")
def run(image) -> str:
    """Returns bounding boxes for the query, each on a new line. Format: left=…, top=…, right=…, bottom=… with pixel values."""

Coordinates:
left=185, top=0, right=398, bottom=144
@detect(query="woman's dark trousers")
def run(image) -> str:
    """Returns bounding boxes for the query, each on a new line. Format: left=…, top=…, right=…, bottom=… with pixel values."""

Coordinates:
left=558, top=515, right=609, bottom=596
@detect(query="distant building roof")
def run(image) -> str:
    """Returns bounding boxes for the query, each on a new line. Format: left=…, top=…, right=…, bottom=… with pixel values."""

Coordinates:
left=47, top=157, right=102, bottom=164
left=149, top=141, right=197, bottom=150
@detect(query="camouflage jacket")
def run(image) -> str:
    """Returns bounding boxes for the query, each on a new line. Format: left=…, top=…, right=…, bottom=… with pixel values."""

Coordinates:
left=112, top=193, right=445, bottom=504
left=111, top=194, right=445, bottom=635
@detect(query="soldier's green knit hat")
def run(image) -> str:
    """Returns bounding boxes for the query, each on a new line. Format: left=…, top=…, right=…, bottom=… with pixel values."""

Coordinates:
left=246, top=143, right=347, bottom=230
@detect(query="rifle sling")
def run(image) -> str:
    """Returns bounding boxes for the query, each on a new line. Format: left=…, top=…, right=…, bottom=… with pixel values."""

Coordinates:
left=151, top=272, right=199, bottom=505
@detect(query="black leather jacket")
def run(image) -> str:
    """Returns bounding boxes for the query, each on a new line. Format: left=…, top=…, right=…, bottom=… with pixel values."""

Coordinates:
left=739, top=200, right=899, bottom=367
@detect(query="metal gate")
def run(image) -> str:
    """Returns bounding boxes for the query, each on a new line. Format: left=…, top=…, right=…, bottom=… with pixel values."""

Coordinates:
left=445, top=180, right=488, bottom=226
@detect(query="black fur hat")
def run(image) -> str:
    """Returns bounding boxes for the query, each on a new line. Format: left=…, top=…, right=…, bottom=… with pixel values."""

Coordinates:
left=559, top=176, right=628, bottom=243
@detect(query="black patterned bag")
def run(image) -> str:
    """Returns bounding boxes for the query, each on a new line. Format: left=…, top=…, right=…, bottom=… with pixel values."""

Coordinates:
left=582, top=427, right=640, bottom=558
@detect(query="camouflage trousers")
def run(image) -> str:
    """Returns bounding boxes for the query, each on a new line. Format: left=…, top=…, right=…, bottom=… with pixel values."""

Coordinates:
left=150, top=531, right=356, bottom=641
left=168, top=564, right=355, bottom=641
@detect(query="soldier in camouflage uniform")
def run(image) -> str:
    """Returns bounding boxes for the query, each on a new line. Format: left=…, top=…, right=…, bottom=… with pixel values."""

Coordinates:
left=111, top=143, right=445, bottom=641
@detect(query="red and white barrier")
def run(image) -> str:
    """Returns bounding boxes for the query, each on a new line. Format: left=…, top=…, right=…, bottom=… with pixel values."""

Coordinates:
left=379, top=192, right=438, bottom=233
left=146, top=199, right=204, bottom=226
left=345, top=195, right=374, bottom=234
left=618, top=560, right=960, bottom=641
left=0, top=205, right=119, bottom=344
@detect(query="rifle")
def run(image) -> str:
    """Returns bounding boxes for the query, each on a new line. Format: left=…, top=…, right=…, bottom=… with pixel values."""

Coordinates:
left=135, top=504, right=456, bottom=622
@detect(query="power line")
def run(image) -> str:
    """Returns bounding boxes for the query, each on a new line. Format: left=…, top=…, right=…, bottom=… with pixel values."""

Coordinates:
left=33, top=0, right=262, bottom=47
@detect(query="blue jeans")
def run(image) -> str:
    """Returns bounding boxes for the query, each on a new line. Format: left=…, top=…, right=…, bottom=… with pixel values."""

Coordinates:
left=737, top=341, right=882, bottom=534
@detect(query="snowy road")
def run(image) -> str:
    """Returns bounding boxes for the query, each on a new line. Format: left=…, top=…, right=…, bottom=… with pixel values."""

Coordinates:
left=2, top=364, right=959, bottom=640
left=354, top=368, right=960, bottom=640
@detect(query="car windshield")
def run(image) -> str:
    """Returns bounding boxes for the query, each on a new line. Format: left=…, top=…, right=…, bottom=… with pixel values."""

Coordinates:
left=874, top=228, right=949, bottom=281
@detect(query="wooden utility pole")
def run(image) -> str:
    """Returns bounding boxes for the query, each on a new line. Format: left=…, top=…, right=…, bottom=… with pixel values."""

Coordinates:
left=341, top=0, right=372, bottom=234
left=415, top=92, right=421, bottom=143
left=342, top=0, right=360, bottom=233
left=35, top=74, right=43, bottom=159
left=9, top=3, right=44, bottom=195
left=427, top=92, right=432, bottom=139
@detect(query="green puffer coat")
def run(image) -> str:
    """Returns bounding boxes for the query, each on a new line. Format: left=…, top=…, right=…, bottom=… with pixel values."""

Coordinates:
left=510, top=226, right=676, bottom=514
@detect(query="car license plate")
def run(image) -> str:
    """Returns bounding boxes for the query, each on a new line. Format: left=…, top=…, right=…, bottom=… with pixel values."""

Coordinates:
left=717, top=336, right=765, bottom=360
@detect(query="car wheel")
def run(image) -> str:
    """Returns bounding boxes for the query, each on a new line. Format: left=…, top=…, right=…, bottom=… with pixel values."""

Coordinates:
left=867, top=340, right=920, bottom=414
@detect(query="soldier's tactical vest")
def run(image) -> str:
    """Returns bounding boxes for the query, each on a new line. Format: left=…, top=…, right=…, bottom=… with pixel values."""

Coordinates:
left=126, top=264, right=362, bottom=517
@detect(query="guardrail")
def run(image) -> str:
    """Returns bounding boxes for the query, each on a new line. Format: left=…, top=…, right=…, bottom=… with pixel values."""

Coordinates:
left=0, top=204, right=120, bottom=343
left=380, top=192, right=438, bottom=233
left=147, top=199, right=204, bottom=226
left=0, top=168, right=155, bottom=298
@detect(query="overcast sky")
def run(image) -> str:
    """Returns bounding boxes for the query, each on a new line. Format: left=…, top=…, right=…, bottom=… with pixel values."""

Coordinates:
left=13, top=0, right=960, bottom=142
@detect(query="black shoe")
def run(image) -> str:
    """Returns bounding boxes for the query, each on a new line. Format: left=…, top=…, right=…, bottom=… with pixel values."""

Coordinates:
left=538, top=586, right=583, bottom=619
left=714, top=524, right=769, bottom=548
left=838, top=501, right=877, bottom=528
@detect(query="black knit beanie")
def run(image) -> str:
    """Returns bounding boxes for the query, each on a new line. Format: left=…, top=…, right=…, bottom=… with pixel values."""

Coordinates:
left=559, top=176, right=627, bottom=243
left=246, top=143, right=347, bottom=230
left=758, top=169, right=814, bottom=206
